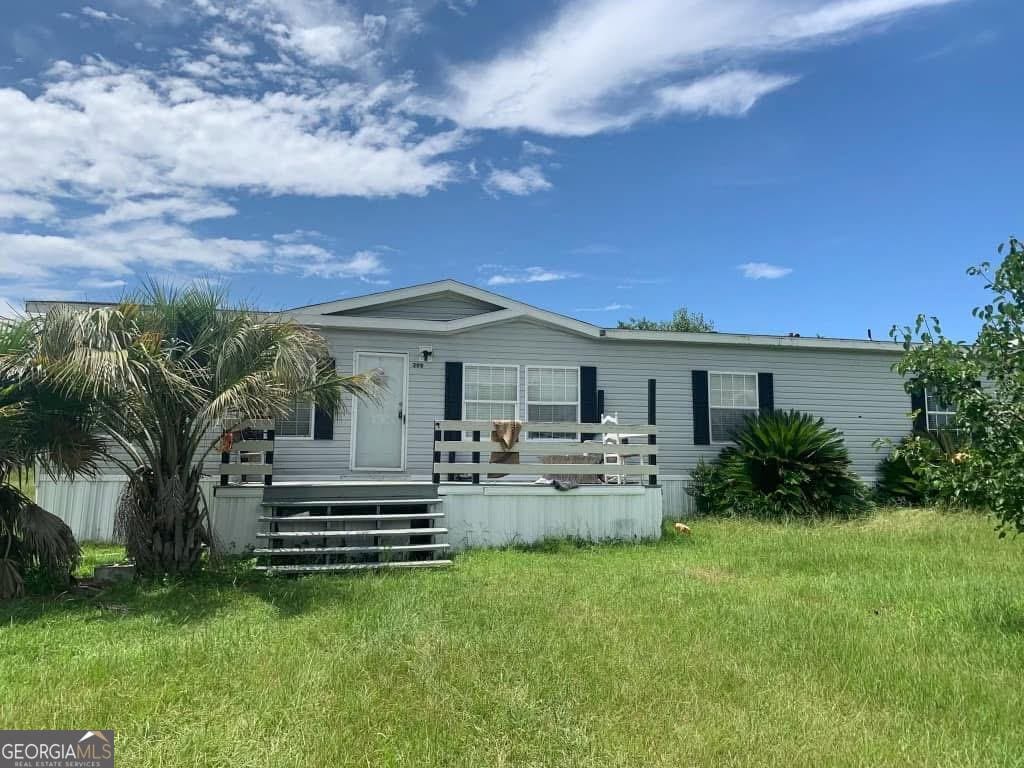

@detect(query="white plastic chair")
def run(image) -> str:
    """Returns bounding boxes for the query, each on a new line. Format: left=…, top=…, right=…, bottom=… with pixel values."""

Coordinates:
left=601, top=413, right=624, bottom=484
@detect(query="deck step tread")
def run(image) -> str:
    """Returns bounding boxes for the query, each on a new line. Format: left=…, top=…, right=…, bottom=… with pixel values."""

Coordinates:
left=254, top=544, right=450, bottom=555
left=259, top=512, right=444, bottom=523
left=255, top=560, right=453, bottom=573
left=262, top=499, right=442, bottom=508
left=258, top=528, right=448, bottom=538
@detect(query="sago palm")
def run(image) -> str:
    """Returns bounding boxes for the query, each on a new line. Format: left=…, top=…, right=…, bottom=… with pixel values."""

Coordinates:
left=722, top=410, right=870, bottom=517
left=39, top=283, right=382, bottom=577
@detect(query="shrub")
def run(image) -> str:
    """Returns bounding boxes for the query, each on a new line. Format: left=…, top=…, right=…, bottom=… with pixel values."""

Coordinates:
left=685, top=459, right=724, bottom=515
left=876, top=440, right=929, bottom=505
left=879, top=431, right=982, bottom=510
left=693, top=410, right=871, bottom=519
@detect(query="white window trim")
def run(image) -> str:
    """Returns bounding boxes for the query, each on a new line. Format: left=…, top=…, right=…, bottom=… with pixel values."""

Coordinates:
left=275, top=400, right=315, bottom=440
left=525, top=365, right=581, bottom=441
left=462, top=363, right=521, bottom=429
left=925, top=389, right=957, bottom=431
left=708, top=370, right=760, bottom=445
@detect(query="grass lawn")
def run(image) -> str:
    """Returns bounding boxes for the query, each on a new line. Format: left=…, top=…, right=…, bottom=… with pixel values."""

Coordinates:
left=1, top=508, right=1022, bottom=767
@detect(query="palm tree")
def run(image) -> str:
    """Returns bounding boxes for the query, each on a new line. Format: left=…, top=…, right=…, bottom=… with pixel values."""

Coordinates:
left=36, top=283, right=382, bottom=577
left=0, top=311, right=111, bottom=598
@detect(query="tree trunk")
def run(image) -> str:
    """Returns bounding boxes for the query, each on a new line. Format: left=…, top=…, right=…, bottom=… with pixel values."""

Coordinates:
left=118, top=471, right=209, bottom=577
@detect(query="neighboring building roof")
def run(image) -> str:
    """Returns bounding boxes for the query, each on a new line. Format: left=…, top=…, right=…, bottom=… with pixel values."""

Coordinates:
left=25, top=278, right=906, bottom=354
left=21, top=300, right=117, bottom=313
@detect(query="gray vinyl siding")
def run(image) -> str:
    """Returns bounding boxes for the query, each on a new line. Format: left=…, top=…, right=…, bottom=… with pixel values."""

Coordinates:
left=269, top=319, right=911, bottom=485
left=333, top=292, right=503, bottom=320
left=87, top=424, right=226, bottom=477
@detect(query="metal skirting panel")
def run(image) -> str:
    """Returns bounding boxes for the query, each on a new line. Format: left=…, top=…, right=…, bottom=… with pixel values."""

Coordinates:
left=36, top=476, right=223, bottom=545
left=208, top=486, right=264, bottom=554
left=40, top=476, right=665, bottom=555
left=36, top=476, right=126, bottom=542
left=440, top=485, right=662, bottom=551
left=660, top=478, right=694, bottom=519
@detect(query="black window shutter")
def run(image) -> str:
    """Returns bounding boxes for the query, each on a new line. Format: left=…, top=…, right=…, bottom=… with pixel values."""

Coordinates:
left=757, top=372, right=775, bottom=415
left=313, top=357, right=335, bottom=440
left=910, top=387, right=927, bottom=433
left=443, top=362, right=463, bottom=441
left=692, top=370, right=710, bottom=445
left=580, top=366, right=598, bottom=440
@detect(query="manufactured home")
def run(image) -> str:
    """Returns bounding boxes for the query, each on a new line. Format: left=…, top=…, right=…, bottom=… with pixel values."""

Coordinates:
left=29, top=280, right=925, bottom=570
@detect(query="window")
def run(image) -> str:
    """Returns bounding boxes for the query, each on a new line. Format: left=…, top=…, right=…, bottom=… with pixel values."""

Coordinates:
left=709, top=372, right=758, bottom=443
left=276, top=398, right=314, bottom=438
left=527, top=366, right=580, bottom=439
left=463, top=365, right=519, bottom=422
left=925, top=388, right=957, bottom=431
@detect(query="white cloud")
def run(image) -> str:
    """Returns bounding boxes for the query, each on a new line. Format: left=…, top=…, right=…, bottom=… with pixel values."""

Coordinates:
left=203, top=34, right=255, bottom=58
left=79, top=277, right=128, bottom=290
left=192, top=0, right=395, bottom=68
left=275, top=245, right=390, bottom=280
left=3, top=0, right=963, bottom=294
left=0, top=11, right=468, bottom=292
left=431, top=0, right=959, bottom=136
left=521, top=140, right=555, bottom=157
left=484, top=165, right=552, bottom=196
left=83, top=197, right=238, bottom=228
left=655, top=71, right=799, bottom=118
left=0, top=226, right=266, bottom=281
left=0, top=194, right=56, bottom=221
left=273, top=228, right=324, bottom=243
left=0, top=218, right=391, bottom=287
left=446, top=0, right=478, bottom=16
left=738, top=261, right=793, bottom=279
left=0, top=55, right=461, bottom=286
left=576, top=302, right=631, bottom=312
left=0, top=60, right=460, bottom=202
left=485, top=266, right=575, bottom=286
left=81, top=6, right=131, bottom=23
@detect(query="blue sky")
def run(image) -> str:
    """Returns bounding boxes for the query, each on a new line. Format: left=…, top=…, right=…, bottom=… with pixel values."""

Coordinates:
left=0, top=0, right=1018, bottom=340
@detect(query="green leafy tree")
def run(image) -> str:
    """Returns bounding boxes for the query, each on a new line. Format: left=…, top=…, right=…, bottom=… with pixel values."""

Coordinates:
left=891, top=236, right=1024, bottom=534
left=37, top=284, right=382, bottom=577
left=617, top=307, right=714, bottom=332
left=0, top=310, right=114, bottom=598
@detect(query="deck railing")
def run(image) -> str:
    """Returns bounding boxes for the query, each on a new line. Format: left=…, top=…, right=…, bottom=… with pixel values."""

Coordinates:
left=432, top=420, right=658, bottom=486
left=219, top=418, right=275, bottom=486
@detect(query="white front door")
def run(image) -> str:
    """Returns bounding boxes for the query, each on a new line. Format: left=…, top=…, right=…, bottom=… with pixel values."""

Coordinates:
left=352, top=351, right=408, bottom=471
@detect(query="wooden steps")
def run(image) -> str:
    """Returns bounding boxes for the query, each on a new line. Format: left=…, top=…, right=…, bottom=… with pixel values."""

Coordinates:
left=257, top=485, right=450, bottom=574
